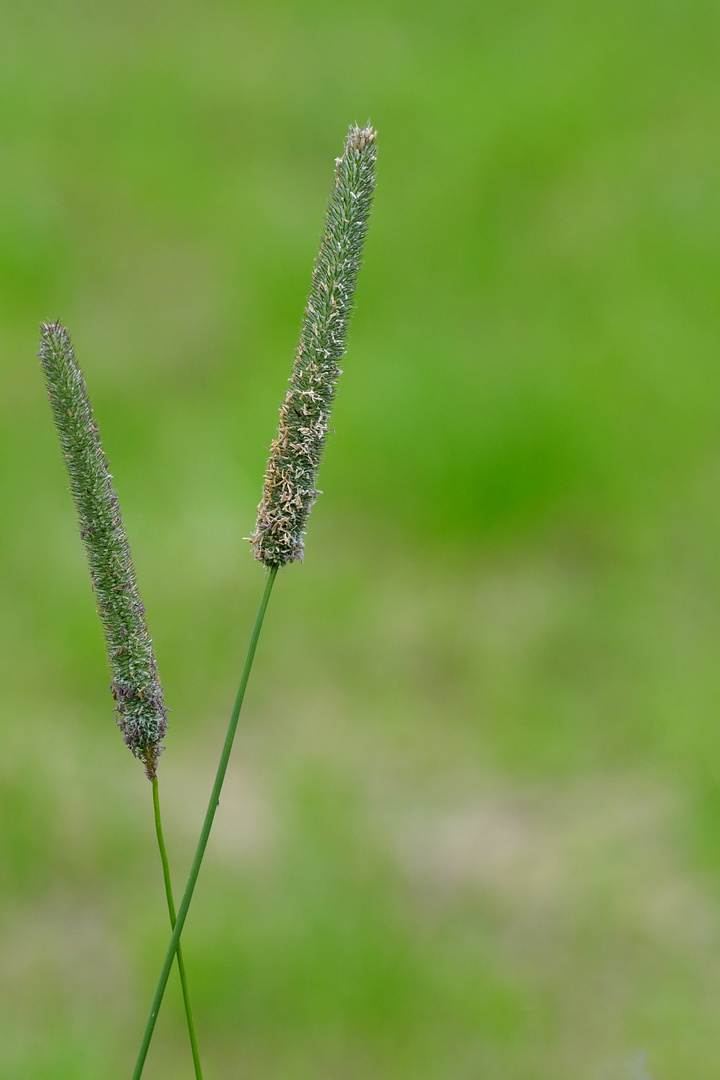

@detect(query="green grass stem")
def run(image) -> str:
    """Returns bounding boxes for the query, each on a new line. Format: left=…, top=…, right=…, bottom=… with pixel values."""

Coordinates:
left=132, top=564, right=278, bottom=1078
left=151, top=777, right=203, bottom=1079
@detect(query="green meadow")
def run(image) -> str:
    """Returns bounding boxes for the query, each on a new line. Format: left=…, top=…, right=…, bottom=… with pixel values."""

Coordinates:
left=3, top=1, right=720, bottom=1076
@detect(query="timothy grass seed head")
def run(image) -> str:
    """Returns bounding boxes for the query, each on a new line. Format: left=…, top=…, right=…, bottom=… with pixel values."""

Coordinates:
left=39, top=321, right=167, bottom=779
left=249, top=123, right=377, bottom=566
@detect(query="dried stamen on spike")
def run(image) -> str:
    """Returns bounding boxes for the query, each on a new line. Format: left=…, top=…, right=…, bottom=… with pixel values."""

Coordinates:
left=249, top=123, right=377, bottom=566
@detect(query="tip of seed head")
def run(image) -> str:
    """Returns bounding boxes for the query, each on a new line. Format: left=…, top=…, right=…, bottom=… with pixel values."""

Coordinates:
left=38, top=321, right=73, bottom=363
left=40, top=319, right=68, bottom=339
left=347, top=123, right=376, bottom=152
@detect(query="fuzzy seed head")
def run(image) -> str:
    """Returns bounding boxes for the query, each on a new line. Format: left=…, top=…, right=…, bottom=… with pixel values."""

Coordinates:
left=249, top=123, right=377, bottom=566
left=39, top=322, right=167, bottom=779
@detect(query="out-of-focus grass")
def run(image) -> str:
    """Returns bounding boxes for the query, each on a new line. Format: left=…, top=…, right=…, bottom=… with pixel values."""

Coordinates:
left=4, top=0, right=720, bottom=1076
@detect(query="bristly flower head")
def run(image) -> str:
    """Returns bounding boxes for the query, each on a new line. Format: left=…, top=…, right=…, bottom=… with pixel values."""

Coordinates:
left=249, top=123, right=377, bottom=566
left=39, top=322, right=167, bottom=779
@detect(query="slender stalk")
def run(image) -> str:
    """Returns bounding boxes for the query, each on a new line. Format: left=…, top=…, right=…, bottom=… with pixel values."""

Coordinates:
left=132, top=565, right=278, bottom=1079
left=152, top=777, right=203, bottom=1079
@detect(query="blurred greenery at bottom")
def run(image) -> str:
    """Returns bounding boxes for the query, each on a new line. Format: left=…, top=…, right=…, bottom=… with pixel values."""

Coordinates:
left=7, top=519, right=720, bottom=1079
left=4, top=0, right=720, bottom=1077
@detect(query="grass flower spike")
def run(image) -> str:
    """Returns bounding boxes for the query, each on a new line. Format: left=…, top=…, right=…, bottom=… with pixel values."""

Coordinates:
left=40, top=323, right=203, bottom=1075
left=39, top=322, right=167, bottom=780
left=132, top=123, right=377, bottom=1078
left=250, top=122, right=377, bottom=565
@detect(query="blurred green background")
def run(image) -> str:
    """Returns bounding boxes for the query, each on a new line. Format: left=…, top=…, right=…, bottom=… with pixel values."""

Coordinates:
left=3, top=0, right=720, bottom=1076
